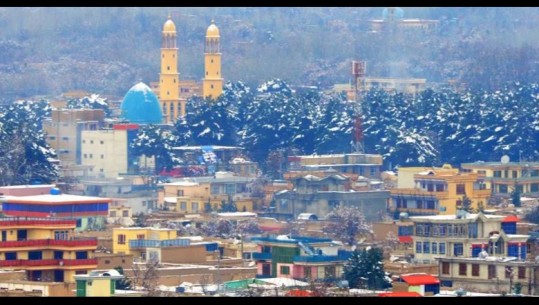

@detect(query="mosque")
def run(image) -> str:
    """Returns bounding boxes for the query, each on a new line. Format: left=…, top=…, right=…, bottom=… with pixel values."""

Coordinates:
left=120, top=16, right=223, bottom=125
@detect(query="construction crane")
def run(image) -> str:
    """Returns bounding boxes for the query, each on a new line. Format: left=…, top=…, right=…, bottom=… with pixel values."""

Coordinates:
left=351, top=60, right=366, bottom=153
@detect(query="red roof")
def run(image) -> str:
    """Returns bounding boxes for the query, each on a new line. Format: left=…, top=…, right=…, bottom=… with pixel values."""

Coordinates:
left=398, top=236, right=413, bottom=243
left=378, top=292, right=422, bottom=297
left=502, top=215, right=519, bottom=223
left=285, top=289, right=315, bottom=297
left=400, top=274, right=440, bottom=286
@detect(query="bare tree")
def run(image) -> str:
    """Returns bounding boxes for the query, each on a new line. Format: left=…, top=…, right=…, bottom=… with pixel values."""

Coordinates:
left=323, top=205, right=373, bottom=246
left=384, top=231, right=399, bottom=251
left=130, top=261, right=160, bottom=296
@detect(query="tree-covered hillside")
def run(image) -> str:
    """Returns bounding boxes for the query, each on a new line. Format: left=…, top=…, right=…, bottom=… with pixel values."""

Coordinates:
left=1, top=7, right=539, bottom=101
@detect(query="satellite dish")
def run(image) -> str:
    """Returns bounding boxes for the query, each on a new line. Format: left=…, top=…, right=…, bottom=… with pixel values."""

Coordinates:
left=501, top=155, right=510, bottom=164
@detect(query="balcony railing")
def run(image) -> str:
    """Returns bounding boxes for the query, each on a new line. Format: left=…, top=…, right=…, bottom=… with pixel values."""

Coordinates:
left=0, top=258, right=97, bottom=267
left=252, top=252, right=272, bottom=260
left=0, top=238, right=97, bottom=248
left=129, top=239, right=190, bottom=248
left=0, top=218, right=76, bottom=227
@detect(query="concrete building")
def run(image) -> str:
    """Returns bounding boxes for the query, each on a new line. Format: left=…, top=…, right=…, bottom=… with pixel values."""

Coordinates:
left=0, top=217, right=98, bottom=282
left=461, top=161, right=539, bottom=198
left=251, top=236, right=351, bottom=282
left=43, top=108, right=105, bottom=167
left=81, top=123, right=139, bottom=179
left=0, top=184, right=54, bottom=197
left=389, top=165, right=491, bottom=216
left=437, top=256, right=539, bottom=295
left=392, top=273, right=440, bottom=296
left=409, top=212, right=529, bottom=264
left=287, top=153, right=383, bottom=179
left=1, top=189, right=110, bottom=231
left=74, top=269, right=124, bottom=297
left=159, top=173, right=256, bottom=213
left=273, top=174, right=390, bottom=221
left=112, top=227, right=178, bottom=257
left=370, top=7, right=439, bottom=33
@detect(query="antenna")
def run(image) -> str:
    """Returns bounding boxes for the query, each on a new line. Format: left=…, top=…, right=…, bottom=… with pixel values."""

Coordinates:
left=501, top=155, right=510, bottom=164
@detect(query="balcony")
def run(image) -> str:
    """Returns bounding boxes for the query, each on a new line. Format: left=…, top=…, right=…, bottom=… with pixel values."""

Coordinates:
left=0, top=218, right=76, bottom=227
left=252, top=252, right=272, bottom=260
left=0, top=258, right=97, bottom=268
left=129, top=239, right=190, bottom=249
left=0, top=238, right=97, bottom=248
left=255, top=274, right=273, bottom=279
left=388, top=207, right=438, bottom=215
left=390, top=188, right=449, bottom=199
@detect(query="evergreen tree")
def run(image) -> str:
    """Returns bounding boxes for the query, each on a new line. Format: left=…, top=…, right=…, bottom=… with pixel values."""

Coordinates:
left=461, top=194, right=473, bottom=213
left=130, top=125, right=182, bottom=175
left=113, top=266, right=132, bottom=290
left=344, top=247, right=389, bottom=290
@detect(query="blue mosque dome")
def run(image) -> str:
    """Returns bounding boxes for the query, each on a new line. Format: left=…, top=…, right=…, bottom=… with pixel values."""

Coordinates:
left=120, top=82, right=163, bottom=124
left=382, top=7, right=405, bottom=20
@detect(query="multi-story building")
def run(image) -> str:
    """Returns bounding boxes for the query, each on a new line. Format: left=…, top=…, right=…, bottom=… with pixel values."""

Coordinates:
left=158, top=173, right=256, bottom=213
left=1, top=189, right=110, bottom=231
left=273, top=174, right=390, bottom=221
left=391, top=273, right=440, bottom=296
left=43, top=108, right=105, bottom=167
left=251, top=236, right=351, bottom=282
left=461, top=161, right=539, bottom=198
left=112, top=227, right=178, bottom=257
left=389, top=166, right=491, bottom=216
left=410, top=212, right=529, bottom=264
left=369, top=7, right=439, bottom=33
left=0, top=217, right=98, bottom=283
left=437, top=256, right=539, bottom=295
left=287, top=153, right=383, bottom=179
left=372, top=220, right=414, bottom=250
left=80, top=123, right=139, bottom=179
left=74, top=269, right=124, bottom=297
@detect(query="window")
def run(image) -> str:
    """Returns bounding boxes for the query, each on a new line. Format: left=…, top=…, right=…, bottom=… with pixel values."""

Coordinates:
left=416, top=224, right=424, bottom=236
left=90, top=140, right=94, bottom=144
left=5, top=252, right=17, bottom=260
left=454, top=243, right=463, bottom=256
left=423, top=242, right=430, bottom=254
left=436, top=184, right=445, bottom=192
left=180, top=202, right=187, bottom=211
left=488, top=265, right=496, bottom=279
left=101, top=154, right=104, bottom=159
left=280, top=265, right=290, bottom=275
left=211, top=59, right=214, bottom=63
left=122, top=210, right=129, bottom=217
left=84, top=154, right=87, bottom=158
left=370, top=167, right=376, bottom=176
left=192, top=202, right=199, bottom=213
left=416, top=241, right=422, bottom=253
left=427, top=184, right=434, bottom=192
left=439, top=243, right=446, bottom=254
left=99, top=169, right=104, bottom=172
left=324, top=266, right=336, bottom=277
left=442, top=262, right=450, bottom=274
left=167, top=66, right=170, bottom=71
left=89, top=154, right=93, bottom=158
left=211, top=84, right=214, bottom=89
left=118, top=234, right=126, bottom=245
left=456, top=184, right=465, bottom=195
left=75, top=251, right=88, bottom=259
left=494, top=171, right=502, bottom=178
left=531, top=184, right=539, bottom=192
left=432, top=242, right=437, bottom=254
left=136, top=234, right=145, bottom=240
left=517, top=266, right=526, bottom=279
left=110, top=211, right=117, bottom=217
left=426, top=200, right=435, bottom=209
left=105, top=260, right=110, bottom=264
left=459, top=263, right=467, bottom=276
left=499, top=185, right=508, bottom=193
left=512, top=171, right=518, bottom=178
left=177, top=190, right=184, bottom=196
left=472, top=264, right=480, bottom=276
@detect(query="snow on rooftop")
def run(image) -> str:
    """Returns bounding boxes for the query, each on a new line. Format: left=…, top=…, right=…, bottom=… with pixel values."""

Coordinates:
left=217, top=212, right=257, bottom=218
left=131, top=82, right=152, bottom=94
left=257, top=277, right=309, bottom=287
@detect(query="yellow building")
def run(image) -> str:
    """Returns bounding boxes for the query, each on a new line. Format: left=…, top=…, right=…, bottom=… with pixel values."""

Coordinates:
left=74, top=269, right=124, bottom=297
left=159, top=15, right=185, bottom=123
left=390, top=166, right=491, bottom=216
left=461, top=161, right=539, bottom=197
left=159, top=175, right=256, bottom=214
left=203, top=20, right=223, bottom=100
left=0, top=217, right=98, bottom=283
left=397, top=165, right=459, bottom=189
left=112, top=227, right=177, bottom=258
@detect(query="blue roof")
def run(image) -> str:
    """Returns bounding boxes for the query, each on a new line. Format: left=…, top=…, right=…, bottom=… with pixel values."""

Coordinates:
left=120, top=82, right=163, bottom=124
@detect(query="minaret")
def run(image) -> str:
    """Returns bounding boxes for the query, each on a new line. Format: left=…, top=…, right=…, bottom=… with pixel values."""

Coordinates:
left=203, top=20, right=223, bottom=100
left=159, top=15, right=183, bottom=123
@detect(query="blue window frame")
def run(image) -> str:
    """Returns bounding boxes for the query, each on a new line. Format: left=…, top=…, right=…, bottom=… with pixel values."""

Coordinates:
left=439, top=243, right=446, bottom=254
left=454, top=243, right=464, bottom=256
left=416, top=241, right=422, bottom=253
